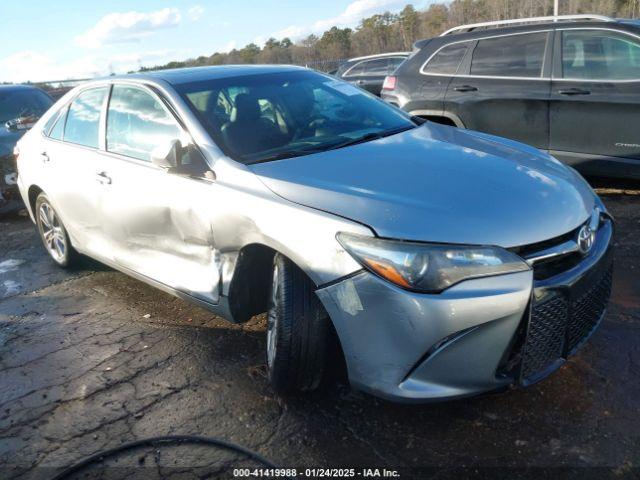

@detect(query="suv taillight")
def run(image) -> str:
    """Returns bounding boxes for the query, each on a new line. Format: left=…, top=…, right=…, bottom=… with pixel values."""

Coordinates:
left=382, top=75, right=396, bottom=91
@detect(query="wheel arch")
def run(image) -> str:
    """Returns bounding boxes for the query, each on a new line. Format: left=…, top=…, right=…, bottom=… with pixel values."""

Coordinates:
left=226, top=243, right=347, bottom=375
left=27, top=184, right=44, bottom=219
left=409, top=109, right=465, bottom=128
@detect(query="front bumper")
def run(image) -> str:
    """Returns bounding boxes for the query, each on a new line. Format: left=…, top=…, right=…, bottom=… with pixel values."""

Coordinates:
left=316, top=219, right=613, bottom=402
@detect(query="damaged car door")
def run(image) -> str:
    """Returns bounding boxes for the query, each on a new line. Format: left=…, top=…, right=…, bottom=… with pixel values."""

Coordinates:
left=96, top=84, right=221, bottom=303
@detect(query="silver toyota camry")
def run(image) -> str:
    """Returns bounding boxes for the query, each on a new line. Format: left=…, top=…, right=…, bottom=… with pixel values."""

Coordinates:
left=15, top=65, right=613, bottom=402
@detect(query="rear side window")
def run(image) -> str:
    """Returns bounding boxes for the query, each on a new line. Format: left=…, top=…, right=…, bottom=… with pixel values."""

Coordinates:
left=345, top=58, right=385, bottom=77
left=47, top=108, right=67, bottom=141
left=471, top=33, right=547, bottom=77
left=423, top=43, right=469, bottom=75
left=106, top=85, right=181, bottom=162
left=63, top=88, right=107, bottom=148
left=562, top=30, right=640, bottom=80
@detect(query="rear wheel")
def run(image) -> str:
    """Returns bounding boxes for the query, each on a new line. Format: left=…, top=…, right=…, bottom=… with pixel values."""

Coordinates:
left=35, top=193, right=78, bottom=268
left=266, top=253, right=330, bottom=394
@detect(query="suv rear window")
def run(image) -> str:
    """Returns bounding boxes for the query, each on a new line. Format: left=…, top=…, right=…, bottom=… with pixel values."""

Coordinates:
left=423, top=43, right=469, bottom=75
left=470, top=32, right=547, bottom=78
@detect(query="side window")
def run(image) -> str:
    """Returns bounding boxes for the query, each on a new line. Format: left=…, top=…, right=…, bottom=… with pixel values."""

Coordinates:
left=106, top=85, right=182, bottom=162
left=343, top=61, right=365, bottom=77
left=423, top=43, right=469, bottom=75
left=562, top=30, right=640, bottom=80
left=63, top=87, right=107, bottom=148
left=361, top=58, right=390, bottom=76
left=471, top=33, right=547, bottom=77
left=47, top=107, right=67, bottom=141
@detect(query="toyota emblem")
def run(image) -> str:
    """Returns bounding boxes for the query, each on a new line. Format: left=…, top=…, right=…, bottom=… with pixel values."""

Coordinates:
left=577, top=225, right=595, bottom=254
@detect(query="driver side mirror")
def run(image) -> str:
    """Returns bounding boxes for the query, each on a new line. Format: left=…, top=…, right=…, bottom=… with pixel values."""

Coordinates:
left=150, top=139, right=181, bottom=169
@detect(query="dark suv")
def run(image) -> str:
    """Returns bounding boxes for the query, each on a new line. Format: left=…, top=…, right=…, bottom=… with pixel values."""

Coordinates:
left=335, top=52, right=409, bottom=96
left=382, top=15, right=640, bottom=179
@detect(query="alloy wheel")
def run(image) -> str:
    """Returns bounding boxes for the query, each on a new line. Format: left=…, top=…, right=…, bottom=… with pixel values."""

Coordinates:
left=38, top=202, right=66, bottom=263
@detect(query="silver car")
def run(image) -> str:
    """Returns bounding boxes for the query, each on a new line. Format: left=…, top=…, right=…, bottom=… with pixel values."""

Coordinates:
left=15, top=66, right=613, bottom=402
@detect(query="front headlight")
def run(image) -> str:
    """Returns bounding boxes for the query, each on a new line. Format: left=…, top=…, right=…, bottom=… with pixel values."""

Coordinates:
left=337, top=233, right=530, bottom=293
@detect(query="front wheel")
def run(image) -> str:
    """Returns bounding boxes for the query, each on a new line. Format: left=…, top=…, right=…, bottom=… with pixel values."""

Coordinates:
left=266, top=253, right=330, bottom=394
left=35, top=193, right=78, bottom=268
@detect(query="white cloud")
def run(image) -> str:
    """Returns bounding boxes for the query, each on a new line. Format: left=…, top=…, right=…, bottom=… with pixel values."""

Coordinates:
left=219, top=41, right=237, bottom=53
left=272, top=0, right=407, bottom=40
left=0, top=49, right=178, bottom=83
left=75, top=8, right=182, bottom=48
left=188, top=5, right=205, bottom=21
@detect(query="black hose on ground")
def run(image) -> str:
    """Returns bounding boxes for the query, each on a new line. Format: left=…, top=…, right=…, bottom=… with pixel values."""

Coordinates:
left=51, top=434, right=293, bottom=480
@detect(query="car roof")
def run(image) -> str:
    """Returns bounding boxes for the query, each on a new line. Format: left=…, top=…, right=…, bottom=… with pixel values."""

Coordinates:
left=110, top=64, right=308, bottom=86
left=415, top=19, right=640, bottom=49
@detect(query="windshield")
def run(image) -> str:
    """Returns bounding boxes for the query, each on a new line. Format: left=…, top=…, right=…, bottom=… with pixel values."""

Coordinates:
left=0, top=89, right=53, bottom=124
left=176, top=70, right=415, bottom=164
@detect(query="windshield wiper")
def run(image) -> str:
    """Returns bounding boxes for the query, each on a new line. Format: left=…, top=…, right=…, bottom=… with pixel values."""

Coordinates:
left=247, top=125, right=415, bottom=164
left=248, top=143, right=340, bottom=164
left=325, top=125, right=415, bottom=152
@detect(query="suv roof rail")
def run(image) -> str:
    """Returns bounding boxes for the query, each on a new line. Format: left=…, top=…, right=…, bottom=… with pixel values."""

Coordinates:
left=440, top=14, right=615, bottom=36
left=348, top=51, right=410, bottom=62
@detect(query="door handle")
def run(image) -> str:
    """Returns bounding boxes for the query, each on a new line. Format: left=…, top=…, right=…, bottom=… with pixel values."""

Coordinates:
left=355, top=79, right=365, bottom=85
left=40, top=152, right=50, bottom=163
left=453, top=85, right=478, bottom=92
left=558, top=88, right=590, bottom=96
left=96, top=172, right=112, bottom=185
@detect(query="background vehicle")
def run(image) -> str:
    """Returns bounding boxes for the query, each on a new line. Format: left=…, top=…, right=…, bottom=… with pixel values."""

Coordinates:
left=382, top=15, right=640, bottom=180
left=335, top=52, right=409, bottom=95
left=16, top=66, right=611, bottom=402
left=0, top=85, right=53, bottom=215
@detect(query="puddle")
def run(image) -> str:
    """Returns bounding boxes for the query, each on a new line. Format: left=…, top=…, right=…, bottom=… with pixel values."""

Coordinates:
left=2, top=280, right=22, bottom=297
left=0, top=259, right=25, bottom=274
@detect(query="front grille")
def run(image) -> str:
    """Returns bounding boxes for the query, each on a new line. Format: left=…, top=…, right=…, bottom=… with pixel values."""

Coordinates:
left=520, top=293, right=567, bottom=380
left=567, top=267, right=613, bottom=353
left=519, top=264, right=613, bottom=385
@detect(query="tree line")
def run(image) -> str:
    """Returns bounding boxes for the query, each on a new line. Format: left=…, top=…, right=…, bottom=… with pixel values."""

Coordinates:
left=139, top=0, right=638, bottom=72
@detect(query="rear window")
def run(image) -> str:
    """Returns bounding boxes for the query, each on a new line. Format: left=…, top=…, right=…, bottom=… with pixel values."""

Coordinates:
left=470, top=32, right=547, bottom=78
left=423, top=43, right=469, bottom=75
left=0, top=88, right=53, bottom=124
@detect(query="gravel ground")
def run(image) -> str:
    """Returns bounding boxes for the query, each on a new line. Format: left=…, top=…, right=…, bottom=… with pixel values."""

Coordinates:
left=0, top=188, right=638, bottom=479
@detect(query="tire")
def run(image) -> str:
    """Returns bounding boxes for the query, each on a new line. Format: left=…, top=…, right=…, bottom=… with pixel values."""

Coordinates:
left=35, top=193, right=78, bottom=268
left=266, top=253, right=330, bottom=394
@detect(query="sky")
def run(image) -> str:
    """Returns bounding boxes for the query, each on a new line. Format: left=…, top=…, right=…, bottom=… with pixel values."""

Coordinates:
left=0, top=0, right=436, bottom=83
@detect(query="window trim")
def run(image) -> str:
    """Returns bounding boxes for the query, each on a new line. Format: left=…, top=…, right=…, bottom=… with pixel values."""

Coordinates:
left=420, top=29, right=553, bottom=80
left=553, top=27, right=640, bottom=83
left=342, top=56, right=408, bottom=78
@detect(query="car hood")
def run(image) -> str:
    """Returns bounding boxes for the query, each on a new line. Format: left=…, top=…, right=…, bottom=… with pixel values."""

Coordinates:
left=250, top=124, right=595, bottom=248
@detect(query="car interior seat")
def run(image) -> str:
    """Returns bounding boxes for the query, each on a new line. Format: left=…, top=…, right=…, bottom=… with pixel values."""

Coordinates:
left=221, top=93, right=285, bottom=156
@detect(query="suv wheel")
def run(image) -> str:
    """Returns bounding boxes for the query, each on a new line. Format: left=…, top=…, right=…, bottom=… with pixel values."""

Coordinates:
left=266, top=253, right=330, bottom=394
left=35, top=193, right=78, bottom=268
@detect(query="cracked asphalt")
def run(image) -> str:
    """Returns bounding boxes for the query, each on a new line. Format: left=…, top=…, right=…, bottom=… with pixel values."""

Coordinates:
left=0, top=188, right=639, bottom=479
